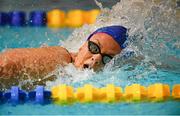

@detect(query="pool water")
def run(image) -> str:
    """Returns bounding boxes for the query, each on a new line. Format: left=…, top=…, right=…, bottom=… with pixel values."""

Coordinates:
left=0, top=101, right=180, bottom=115
left=0, top=27, right=73, bottom=51
left=0, top=26, right=179, bottom=115
left=0, top=0, right=180, bottom=115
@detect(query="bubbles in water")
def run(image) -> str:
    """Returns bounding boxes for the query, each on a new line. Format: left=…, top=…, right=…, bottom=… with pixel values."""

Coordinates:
left=45, top=64, right=95, bottom=89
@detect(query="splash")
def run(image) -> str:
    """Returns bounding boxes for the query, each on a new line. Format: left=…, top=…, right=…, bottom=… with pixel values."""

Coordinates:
left=51, top=0, right=179, bottom=88
left=61, top=0, right=179, bottom=69
left=45, top=64, right=95, bottom=90
left=1, top=0, right=178, bottom=90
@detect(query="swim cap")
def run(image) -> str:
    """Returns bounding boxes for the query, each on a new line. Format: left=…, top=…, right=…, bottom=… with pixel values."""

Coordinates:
left=87, top=25, right=128, bottom=49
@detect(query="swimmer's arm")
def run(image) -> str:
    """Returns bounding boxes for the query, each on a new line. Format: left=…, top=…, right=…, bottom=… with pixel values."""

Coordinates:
left=0, top=46, right=72, bottom=78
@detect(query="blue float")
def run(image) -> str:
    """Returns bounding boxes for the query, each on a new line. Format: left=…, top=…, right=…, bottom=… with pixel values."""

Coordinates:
left=9, top=11, right=26, bottom=26
left=29, top=11, right=46, bottom=26
left=4, top=86, right=27, bottom=104
left=28, top=86, right=51, bottom=104
left=0, top=12, right=9, bottom=26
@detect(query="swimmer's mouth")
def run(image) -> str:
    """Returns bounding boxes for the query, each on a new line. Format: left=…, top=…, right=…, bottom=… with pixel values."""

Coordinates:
left=83, top=64, right=102, bottom=71
left=83, top=64, right=90, bottom=69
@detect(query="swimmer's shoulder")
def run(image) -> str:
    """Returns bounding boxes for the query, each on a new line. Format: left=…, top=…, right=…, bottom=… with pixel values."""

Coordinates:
left=42, top=46, right=73, bottom=63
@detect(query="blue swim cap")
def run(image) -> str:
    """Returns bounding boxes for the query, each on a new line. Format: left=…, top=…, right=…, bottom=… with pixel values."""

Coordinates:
left=87, top=25, right=128, bottom=49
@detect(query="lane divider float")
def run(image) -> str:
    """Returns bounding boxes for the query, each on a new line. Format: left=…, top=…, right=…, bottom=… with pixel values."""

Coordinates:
left=28, top=86, right=51, bottom=104
left=29, top=11, right=47, bottom=26
left=0, top=9, right=100, bottom=28
left=172, top=84, right=180, bottom=99
left=9, top=11, right=26, bottom=26
left=0, top=83, right=179, bottom=105
left=0, top=12, right=9, bottom=26
left=47, top=9, right=65, bottom=28
left=3, top=86, right=26, bottom=104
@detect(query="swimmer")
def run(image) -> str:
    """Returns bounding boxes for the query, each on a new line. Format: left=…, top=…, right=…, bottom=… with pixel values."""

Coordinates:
left=0, top=25, right=127, bottom=79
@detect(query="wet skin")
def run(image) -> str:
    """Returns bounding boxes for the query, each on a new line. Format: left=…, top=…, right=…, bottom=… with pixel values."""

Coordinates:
left=0, top=33, right=121, bottom=79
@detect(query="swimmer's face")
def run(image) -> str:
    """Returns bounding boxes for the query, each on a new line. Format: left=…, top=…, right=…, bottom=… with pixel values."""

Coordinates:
left=74, top=33, right=121, bottom=70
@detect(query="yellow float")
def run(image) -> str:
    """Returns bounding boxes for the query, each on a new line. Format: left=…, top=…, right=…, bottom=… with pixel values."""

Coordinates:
left=147, top=83, right=170, bottom=101
left=51, top=84, right=74, bottom=104
left=84, top=9, right=101, bottom=24
left=50, top=83, right=179, bottom=105
left=100, top=84, right=123, bottom=103
left=172, top=84, right=180, bottom=99
left=75, top=84, right=100, bottom=103
left=65, top=9, right=85, bottom=28
left=47, top=9, right=66, bottom=28
left=124, top=84, right=147, bottom=101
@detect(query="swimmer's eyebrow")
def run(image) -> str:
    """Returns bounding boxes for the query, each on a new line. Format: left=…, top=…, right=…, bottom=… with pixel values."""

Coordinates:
left=95, top=39, right=102, bottom=48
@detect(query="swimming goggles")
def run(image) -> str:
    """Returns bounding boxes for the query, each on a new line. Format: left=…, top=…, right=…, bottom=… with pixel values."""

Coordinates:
left=88, top=41, right=113, bottom=64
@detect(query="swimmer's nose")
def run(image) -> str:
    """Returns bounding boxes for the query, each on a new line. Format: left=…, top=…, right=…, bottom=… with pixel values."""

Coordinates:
left=83, top=54, right=102, bottom=69
left=83, top=64, right=89, bottom=69
left=91, top=54, right=102, bottom=65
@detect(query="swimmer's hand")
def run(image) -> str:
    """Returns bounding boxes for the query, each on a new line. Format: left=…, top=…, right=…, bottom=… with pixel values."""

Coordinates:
left=0, top=46, right=72, bottom=79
